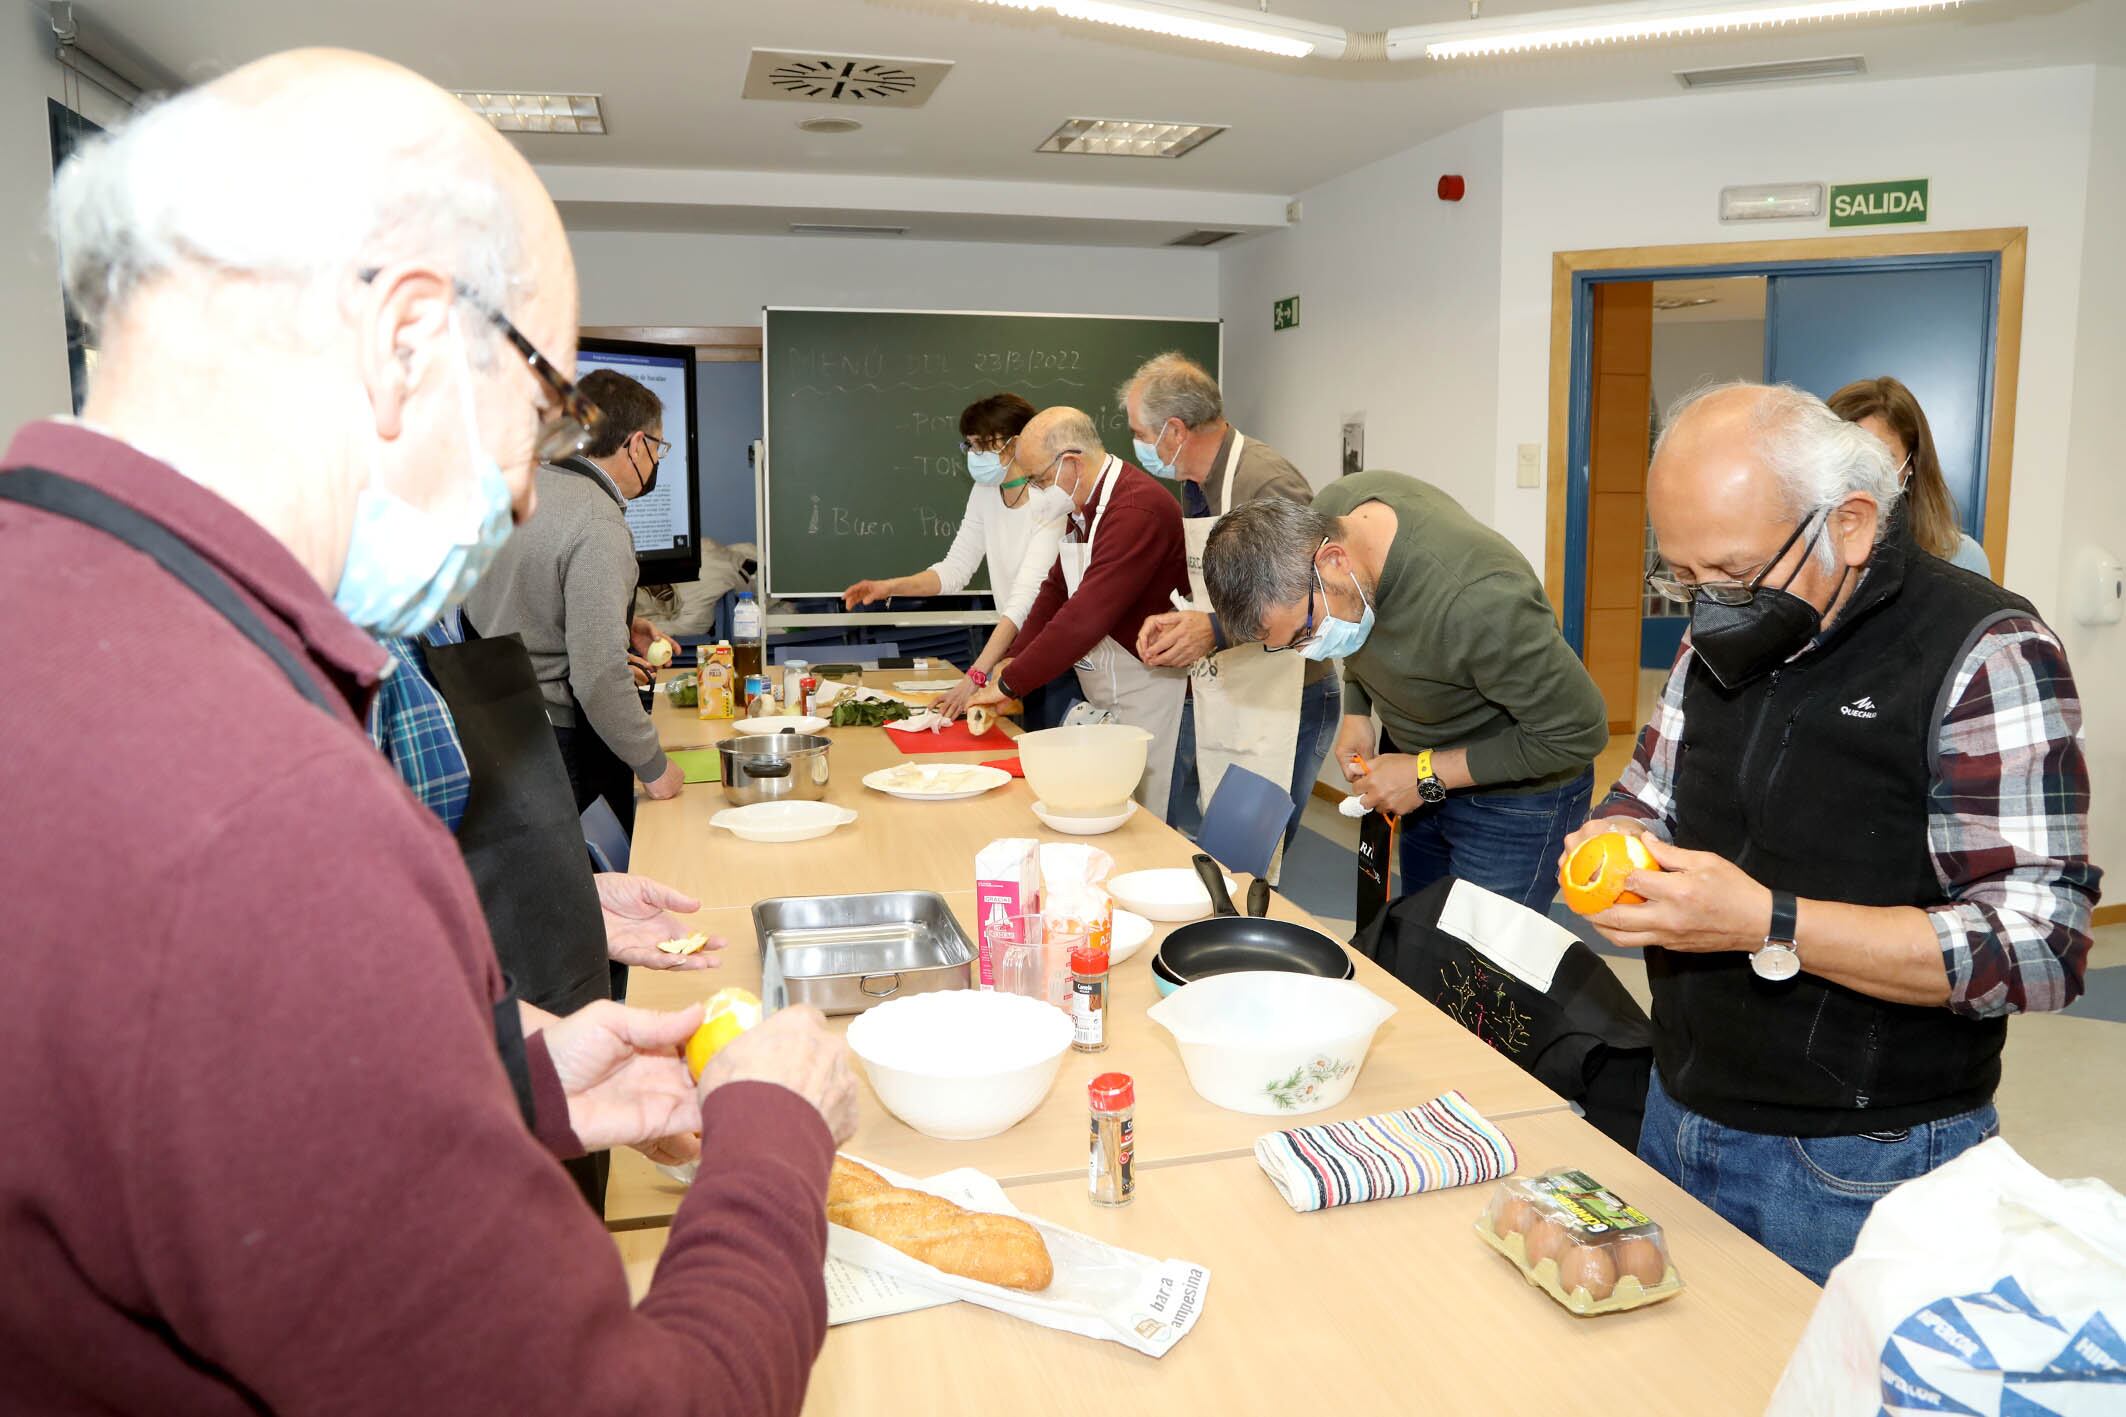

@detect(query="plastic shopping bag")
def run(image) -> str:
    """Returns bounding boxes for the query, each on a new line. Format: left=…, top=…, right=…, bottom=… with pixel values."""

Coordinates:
left=1768, top=1137, right=2126, bottom=1416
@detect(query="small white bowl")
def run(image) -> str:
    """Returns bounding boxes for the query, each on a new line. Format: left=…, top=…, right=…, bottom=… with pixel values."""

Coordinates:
left=845, top=991, right=1074, bottom=1140
left=1032, top=799, right=1137, bottom=835
left=733, top=714, right=831, bottom=735
left=1108, top=867, right=1239, bottom=923
left=709, top=800, right=857, bottom=843
left=1109, top=909, right=1154, bottom=966
left=1148, top=972, right=1398, bottom=1117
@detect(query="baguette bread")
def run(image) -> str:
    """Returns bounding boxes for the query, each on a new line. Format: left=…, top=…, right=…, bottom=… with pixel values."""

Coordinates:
left=827, top=1156, right=1054, bottom=1292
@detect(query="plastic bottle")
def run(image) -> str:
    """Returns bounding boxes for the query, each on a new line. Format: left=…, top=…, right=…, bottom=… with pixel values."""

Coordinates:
left=1088, top=1073, right=1134, bottom=1207
left=732, top=592, right=763, bottom=682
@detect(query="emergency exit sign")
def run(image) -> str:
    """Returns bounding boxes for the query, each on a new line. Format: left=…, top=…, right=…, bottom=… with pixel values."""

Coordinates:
left=1829, top=178, right=1930, bottom=228
left=1273, top=295, right=1300, bottom=331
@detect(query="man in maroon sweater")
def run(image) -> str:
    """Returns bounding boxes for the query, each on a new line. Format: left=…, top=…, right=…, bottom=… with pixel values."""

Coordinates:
left=973, top=406, right=1191, bottom=816
left=0, top=50, right=854, bottom=1414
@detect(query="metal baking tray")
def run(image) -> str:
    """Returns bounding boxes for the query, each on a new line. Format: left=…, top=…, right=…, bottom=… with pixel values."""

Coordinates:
left=753, top=890, right=975, bottom=1016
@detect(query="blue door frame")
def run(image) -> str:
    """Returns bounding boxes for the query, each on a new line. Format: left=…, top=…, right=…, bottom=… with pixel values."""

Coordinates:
left=1560, top=250, right=2003, bottom=654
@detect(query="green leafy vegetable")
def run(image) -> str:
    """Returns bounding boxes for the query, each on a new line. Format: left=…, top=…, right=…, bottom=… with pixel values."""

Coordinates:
left=830, top=699, right=913, bottom=728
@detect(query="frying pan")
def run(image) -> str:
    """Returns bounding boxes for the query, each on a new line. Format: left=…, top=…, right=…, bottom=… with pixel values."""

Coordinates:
left=1152, top=855, right=1355, bottom=988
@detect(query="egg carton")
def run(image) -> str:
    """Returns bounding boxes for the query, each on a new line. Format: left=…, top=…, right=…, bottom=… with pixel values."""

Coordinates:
left=1476, top=1168, right=1686, bottom=1316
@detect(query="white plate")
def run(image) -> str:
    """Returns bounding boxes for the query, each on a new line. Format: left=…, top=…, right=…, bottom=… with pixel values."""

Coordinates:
left=1108, top=867, right=1240, bottom=923
left=1031, top=799, right=1137, bottom=836
left=733, top=714, right=830, bottom=735
left=1109, top=909, right=1154, bottom=966
left=709, top=800, right=857, bottom=843
left=862, top=763, right=1013, bottom=801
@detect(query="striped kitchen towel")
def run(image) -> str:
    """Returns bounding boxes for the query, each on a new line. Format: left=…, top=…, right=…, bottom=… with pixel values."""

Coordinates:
left=1253, top=1090, right=1517, bottom=1213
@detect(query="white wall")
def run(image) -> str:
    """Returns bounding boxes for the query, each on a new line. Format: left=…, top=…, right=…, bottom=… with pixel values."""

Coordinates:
left=1650, top=317, right=1765, bottom=422
left=2057, top=65, right=2126, bottom=888
left=1492, top=67, right=2099, bottom=615
left=1218, top=115, right=1506, bottom=511
left=567, top=228, right=1220, bottom=327
left=0, top=11, right=74, bottom=433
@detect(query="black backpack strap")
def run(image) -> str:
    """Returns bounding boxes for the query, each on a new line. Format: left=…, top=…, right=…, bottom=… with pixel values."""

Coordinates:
left=0, top=467, right=339, bottom=715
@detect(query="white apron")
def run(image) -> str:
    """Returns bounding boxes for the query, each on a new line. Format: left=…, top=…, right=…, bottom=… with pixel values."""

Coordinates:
left=1183, top=433, right=1304, bottom=822
left=1058, top=455, right=1189, bottom=820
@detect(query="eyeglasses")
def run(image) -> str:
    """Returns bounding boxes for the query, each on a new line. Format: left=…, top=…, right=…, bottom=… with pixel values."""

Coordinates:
left=638, top=433, right=672, bottom=465
left=357, top=268, right=606, bottom=463
left=1265, top=541, right=1331, bottom=654
left=1645, top=511, right=1825, bottom=608
left=958, top=434, right=1019, bottom=457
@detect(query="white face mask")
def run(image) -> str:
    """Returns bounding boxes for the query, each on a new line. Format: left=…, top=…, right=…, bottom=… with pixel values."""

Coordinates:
left=332, top=313, right=515, bottom=637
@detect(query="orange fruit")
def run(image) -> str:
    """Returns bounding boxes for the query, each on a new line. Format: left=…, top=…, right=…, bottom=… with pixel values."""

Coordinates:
left=1559, top=831, right=1661, bottom=917
left=684, top=988, right=763, bottom=1079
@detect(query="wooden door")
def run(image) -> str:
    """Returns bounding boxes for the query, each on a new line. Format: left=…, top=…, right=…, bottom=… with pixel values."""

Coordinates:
left=1584, top=283, right=1653, bottom=732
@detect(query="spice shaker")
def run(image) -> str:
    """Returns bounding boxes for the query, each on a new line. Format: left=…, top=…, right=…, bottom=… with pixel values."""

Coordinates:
left=1088, top=1072, right=1134, bottom=1207
left=1070, top=946, right=1109, bottom=1053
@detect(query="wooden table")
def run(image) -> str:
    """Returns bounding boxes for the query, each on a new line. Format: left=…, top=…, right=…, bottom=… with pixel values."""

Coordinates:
left=613, top=1109, right=1819, bottom=1416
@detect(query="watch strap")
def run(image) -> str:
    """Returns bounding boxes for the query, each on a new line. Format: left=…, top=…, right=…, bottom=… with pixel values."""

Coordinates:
left=1768, top=889, right=1799, bottom=945
left=966, top=667, right=988, bottom=688
left=1415, top=749, right=1434, bottom=782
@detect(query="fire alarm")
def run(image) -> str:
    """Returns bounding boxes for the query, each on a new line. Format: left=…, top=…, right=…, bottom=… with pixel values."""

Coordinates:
left=1438, top=175, right=1466, bottom=202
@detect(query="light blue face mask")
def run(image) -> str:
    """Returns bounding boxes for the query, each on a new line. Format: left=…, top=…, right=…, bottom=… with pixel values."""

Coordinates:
left=1133, top=422, right=1180, bottom=480
left=1300, top=562, right=1375, bottom=663
left=333, top=316, right=516, bottom=637
left=967, top=449, right=1009, bottom=486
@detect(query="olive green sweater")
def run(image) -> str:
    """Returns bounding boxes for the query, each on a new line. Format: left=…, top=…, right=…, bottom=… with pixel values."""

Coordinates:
left=1315, top=471, right=1606, bottom=791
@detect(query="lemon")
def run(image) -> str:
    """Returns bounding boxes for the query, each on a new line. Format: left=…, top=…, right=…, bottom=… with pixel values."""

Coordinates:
left=685, top=987, right=763, bottom=1079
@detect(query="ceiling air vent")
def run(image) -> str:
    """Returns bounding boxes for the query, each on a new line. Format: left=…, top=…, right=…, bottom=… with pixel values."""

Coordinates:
left=1676, top=56, right=1866, bottom=91
left=743, top=50, right=953, bottom=106
left=1168, top=230, right=1239, bottom=247
left=789, top=223, right=909, bottom=238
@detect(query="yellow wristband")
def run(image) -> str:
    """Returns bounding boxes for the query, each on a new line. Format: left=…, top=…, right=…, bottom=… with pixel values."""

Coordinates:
left=1415, top=749, right=1434, bottom=782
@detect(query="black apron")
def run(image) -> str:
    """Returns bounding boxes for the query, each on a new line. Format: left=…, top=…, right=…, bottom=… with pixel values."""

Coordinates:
left=421, top=630, right=620, bottom=1210
left=0, top=467, right=546, bottom=1130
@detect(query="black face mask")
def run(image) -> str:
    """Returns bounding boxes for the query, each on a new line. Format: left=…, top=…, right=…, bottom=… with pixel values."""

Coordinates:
left=1687, top=513, right=1842, bottom=691
left=631, top=437, right=659, bottom=499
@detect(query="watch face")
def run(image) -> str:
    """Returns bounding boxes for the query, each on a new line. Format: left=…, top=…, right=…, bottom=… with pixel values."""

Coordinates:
left=1751, top=942, right=1801, bottom=982
left=1418, top=779, right=1447, bottom=804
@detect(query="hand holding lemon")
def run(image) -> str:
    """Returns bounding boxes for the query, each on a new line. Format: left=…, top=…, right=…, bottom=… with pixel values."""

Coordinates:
left=685, top=988, right=764, bottom=1079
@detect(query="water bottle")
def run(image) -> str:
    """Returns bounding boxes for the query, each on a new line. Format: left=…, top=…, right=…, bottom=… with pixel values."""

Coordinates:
left=732, top=592, right=763, bottom=682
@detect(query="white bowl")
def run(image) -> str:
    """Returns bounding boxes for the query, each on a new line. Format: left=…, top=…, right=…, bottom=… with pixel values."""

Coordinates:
left=1032, top=799, right=1137, bottom=836
left=708, top=800, right=857, bottom=843
left=1108, top=867, right=1239, bottom=923
left=734, top=714, right=831, bottom=735
left=845, top=991, right=1074, bottom=1140
left=1109, top=909, right=1154, bottom=966
left=1015, top=724, right=1152, bottom=816
left=1147, top=972, right=1397, bottom=1116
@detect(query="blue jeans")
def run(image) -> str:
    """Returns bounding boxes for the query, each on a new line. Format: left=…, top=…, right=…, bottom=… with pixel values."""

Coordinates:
left=1167, top=673, right=1343, bottom=851
left=1637, top=1066, right=1999, bottom=1285
left=1387, top=757, right=1593, bottom=913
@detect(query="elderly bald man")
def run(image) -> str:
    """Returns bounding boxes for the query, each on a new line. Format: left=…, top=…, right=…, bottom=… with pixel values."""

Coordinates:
left=1562, top=383, right=2099, bottom=1284
left=969, top=406, right=1191, bottom=816
left=0, top=50, right=855, bottom=1411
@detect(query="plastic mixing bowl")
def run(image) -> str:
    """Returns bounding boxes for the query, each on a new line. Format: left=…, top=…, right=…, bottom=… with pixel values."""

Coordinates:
left=1015, top=724, right=1153, bottom=817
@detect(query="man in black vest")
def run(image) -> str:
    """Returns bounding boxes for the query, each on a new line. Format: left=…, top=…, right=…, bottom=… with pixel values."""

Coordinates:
left=1563, top=383, right=2100, bottom=1284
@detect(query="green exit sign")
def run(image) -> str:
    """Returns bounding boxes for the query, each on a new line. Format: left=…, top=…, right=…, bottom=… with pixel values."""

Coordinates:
left=1273, top=295, right=1300, bottom=331
left=1829, top=178, right=1930, bottom=228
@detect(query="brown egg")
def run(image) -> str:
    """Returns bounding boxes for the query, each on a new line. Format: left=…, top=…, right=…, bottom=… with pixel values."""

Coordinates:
left=1613, top=1237, right=1668, bottom=1290
left=1493, top=1196, right=1536, bottom=1238
left=1555, top=1241, right=1618, bottom=1301
left=1523, top=1219, right=1571, bottom=1270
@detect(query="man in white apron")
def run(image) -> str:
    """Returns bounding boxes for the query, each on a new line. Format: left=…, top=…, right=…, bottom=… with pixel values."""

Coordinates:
left=1124, top=355, right=1337, bottom=859
left=968, top=407, right=1191, bottom=818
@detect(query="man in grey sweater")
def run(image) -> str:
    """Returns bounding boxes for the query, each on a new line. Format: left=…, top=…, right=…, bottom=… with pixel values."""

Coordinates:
left=468, top=369, right=683, bottom=831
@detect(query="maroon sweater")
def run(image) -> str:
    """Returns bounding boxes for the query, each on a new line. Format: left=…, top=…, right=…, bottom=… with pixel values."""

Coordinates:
left=0, top=422, right=833, bottom=1414
left=1002, top=458, right=1189, bottom=694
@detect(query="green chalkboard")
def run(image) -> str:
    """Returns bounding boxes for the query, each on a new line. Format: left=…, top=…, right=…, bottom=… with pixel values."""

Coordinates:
left=762, top=307, right=1221, bottom=597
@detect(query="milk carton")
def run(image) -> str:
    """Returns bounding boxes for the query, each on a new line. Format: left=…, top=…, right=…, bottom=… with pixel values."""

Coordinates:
left=973, top=837, right=1041, bottom=991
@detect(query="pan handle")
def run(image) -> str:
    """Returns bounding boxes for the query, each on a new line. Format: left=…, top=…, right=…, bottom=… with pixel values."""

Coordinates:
left=1192, top=853, right=1238, bottom=917
left=742, top=758, right=793, bottom=778
left=859, top=973, right=902, bottom=997
left=1247, top=877, right=1271, bottom=918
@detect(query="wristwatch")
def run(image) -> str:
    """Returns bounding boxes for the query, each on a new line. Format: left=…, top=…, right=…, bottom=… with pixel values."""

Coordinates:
left=966, top=667, right=988, bottom=688
left=1414, top=750, right=1448, bottom=806
left=1752, top=890, right=1801, bottom=981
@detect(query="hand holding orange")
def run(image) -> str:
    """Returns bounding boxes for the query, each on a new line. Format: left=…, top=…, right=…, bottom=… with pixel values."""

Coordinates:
left=1559, top=830, right=1663, bottom=917
left=685, top=987, right=764, bottom=1079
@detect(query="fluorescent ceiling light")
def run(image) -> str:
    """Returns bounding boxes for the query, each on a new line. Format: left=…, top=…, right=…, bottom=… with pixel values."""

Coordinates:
left=454, top=91, right=605, bottom=134
left=1037, top=116, right=1227, bottom=158
left=968, top=0, right=1346, bottom=59
left=1395, top=0, right=1974, bottom=61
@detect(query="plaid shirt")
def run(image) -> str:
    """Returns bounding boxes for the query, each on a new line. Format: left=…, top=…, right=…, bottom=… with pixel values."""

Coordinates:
left=1598, top=617, right=2099, bottom=1019
left=366, top=637, right=470, bottom=833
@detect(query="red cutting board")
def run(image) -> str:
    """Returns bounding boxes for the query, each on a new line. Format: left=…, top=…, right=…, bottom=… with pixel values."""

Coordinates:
left=884, top=720, right=1016, bottom=755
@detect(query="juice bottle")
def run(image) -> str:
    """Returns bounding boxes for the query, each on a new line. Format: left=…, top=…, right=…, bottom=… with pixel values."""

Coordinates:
left=699, top=641, right=737, bottom=720
left=731, top=592, right=763, bottom=682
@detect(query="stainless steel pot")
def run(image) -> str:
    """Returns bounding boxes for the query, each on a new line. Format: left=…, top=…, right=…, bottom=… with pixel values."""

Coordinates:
left=716, top=732, right=831, bottom=805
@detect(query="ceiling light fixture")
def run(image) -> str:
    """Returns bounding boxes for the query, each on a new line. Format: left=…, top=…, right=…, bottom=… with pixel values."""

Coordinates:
left=1394, top=0, right=1976, bottom=61
left=967, top=0, right=1349, bottom=59
left=1037, top=116, right=1227, bottom=158
left=1676, top=54, right=1867, bottom=87
left=453, top=91, right=606, bottom=134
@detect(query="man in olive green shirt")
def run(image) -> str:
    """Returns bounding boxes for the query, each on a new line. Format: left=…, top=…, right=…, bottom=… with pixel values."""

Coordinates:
left=1202, top=471, right=1607, bottom=909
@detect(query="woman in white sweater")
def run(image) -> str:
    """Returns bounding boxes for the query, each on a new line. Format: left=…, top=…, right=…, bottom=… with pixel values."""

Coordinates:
left=841, top=394, right=1070, bottom=719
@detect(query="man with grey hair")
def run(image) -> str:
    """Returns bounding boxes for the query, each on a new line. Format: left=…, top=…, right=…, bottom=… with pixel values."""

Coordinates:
left=1203, top=470, right=1607, bottom=912
left=0, top=49, right=855, bottom=1410
left=1561, top=383, right=2098, bottom=1282
left=1122, top=352, right=1340, bottom=854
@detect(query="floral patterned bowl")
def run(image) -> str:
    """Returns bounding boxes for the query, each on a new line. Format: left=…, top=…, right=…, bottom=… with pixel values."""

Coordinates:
left=1146, top=972, right=1397, bottom=1116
